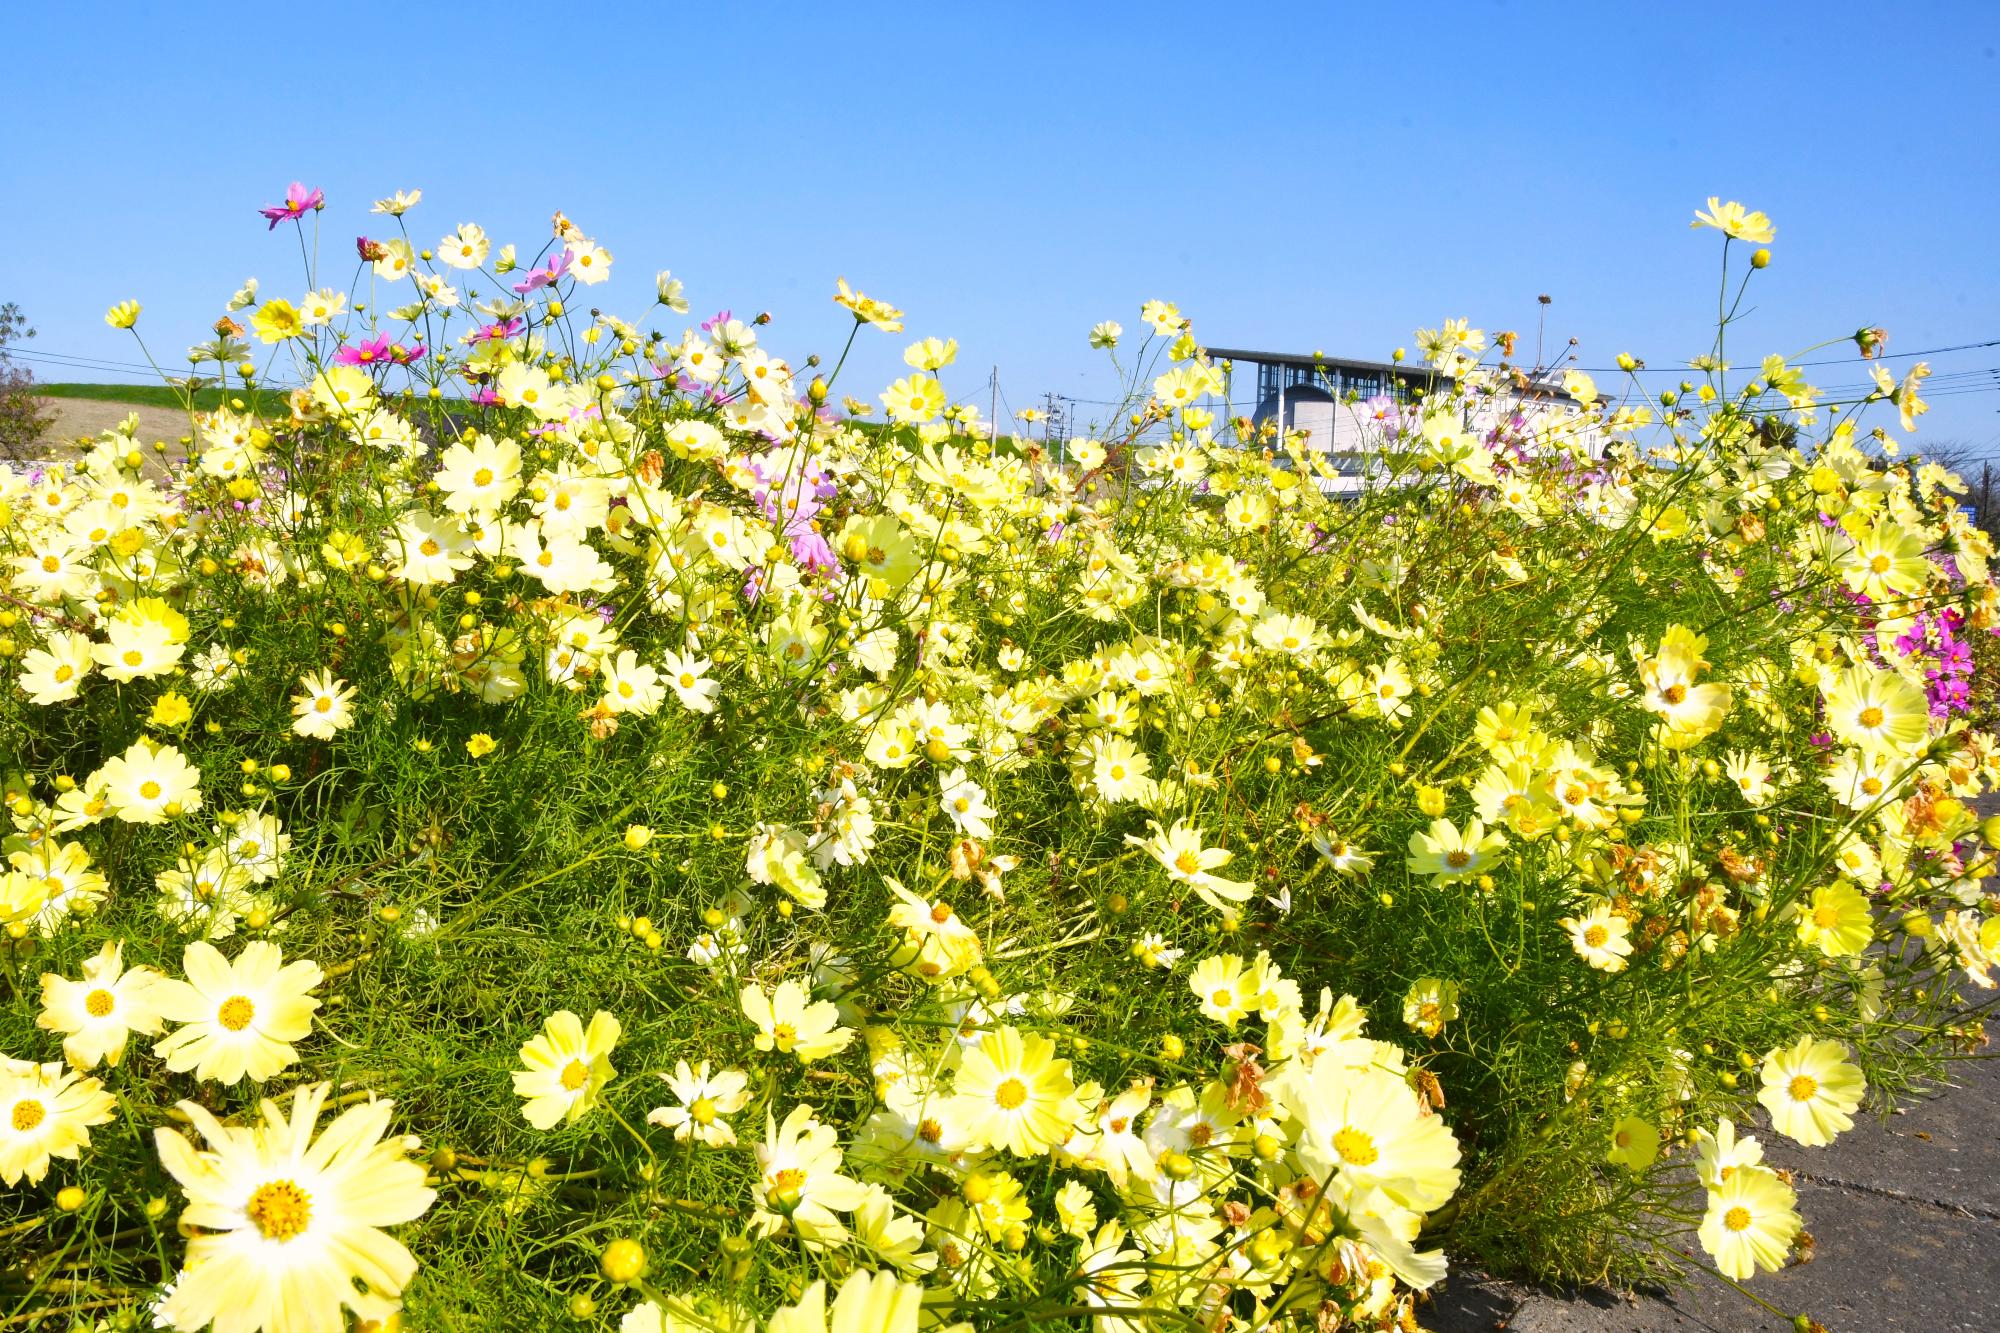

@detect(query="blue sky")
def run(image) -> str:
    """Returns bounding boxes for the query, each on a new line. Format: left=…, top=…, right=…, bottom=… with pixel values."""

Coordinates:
left=7, top=1, right=1998, bottom=450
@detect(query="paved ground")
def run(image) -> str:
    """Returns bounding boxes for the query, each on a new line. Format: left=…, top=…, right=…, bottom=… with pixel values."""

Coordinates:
left=1424, top=1053, right=2000, bottom=1331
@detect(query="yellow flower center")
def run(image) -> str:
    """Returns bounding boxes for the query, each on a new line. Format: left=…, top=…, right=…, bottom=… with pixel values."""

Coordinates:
left=1445, top=849, right=1473, bottom=869
left=560, top=1059, right=591, bottom=1091
left=11, top=1099, right=46, bottom=1132
left=771, top=1022, right=797, bottom=1049
left=1173, top=850, right=1203, bottom=876
left=1869, top=554, right=1891, bottom=574
left=1211, top=987, right=1236, bottom=1009
left=420, top=538, right=442, bottom=557
left=473, top=468, right=494, bottom=487
left=218, top=995, right=256, bottom=1031
left=1723, top=1205, right=1753, bottom=1232
left=139, top=780, right=161, bottom=800
left=246, top=1179, right=313, bottom=1241
left=123, top=650, right=144, bottom=667
left=315, top=696, right=333, bottom=713
left=689, top=1096, right=717, bottom=1125
left=995, top=1077, right=1029, bottom=1110
left=1788, top=1074, right=1819, bottom=1102
left=1858, top=706, right=1884, bottom=729
left=1812, top=905, right=1841, bottom=929
left=1331, top=1126, right=1379, bottom=1167
left=84, top=988, right=116, bottom=1018
left=1584, top=924, right=1610, bottom=949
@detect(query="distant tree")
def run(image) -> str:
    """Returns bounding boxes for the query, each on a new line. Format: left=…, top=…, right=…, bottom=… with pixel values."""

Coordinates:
left=0, top=303, right=54, bottom=457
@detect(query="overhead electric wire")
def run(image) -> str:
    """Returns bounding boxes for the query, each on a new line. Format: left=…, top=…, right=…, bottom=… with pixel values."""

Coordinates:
left=1568, top=337, right=2000, bottom=375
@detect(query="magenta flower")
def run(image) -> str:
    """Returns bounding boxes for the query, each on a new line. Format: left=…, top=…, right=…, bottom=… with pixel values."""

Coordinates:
left=790, top=530, right=839, bottom=576
left=469, top=318, right=525, bottom=345
left=335, top=335, right=395, bottom=367
left=338, top=335, right=427, bottom=368
left=260, top=182, right=325, bottom=229
left=511, top=250, right=572, bottom=295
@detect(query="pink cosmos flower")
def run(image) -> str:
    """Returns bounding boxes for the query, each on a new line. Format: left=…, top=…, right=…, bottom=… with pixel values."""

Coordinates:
left=469, top=318, right=525, bottom=345
left=336, top=335, right=395, bottom=367
left=335, top=336, right=426, bottom=368
left=260, top=182, right=325, bottom=229
left=511, top=250, right=572, bottom=294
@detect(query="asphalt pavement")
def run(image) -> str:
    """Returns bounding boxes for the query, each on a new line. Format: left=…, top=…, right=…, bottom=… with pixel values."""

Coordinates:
left=1424, top=1052, right=2000, bottom=1332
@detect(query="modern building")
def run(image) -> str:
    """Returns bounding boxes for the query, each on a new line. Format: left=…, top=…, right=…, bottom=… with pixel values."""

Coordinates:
left=1200, top=346, right=1603, bottom=491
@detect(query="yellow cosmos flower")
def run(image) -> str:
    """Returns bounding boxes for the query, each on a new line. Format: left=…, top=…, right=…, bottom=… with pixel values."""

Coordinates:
left=513, top=1009, right=620, bottom=1129
left=879, top=374, right=946, bottom=425
left=1822, top=666, right=1929, bottom=756
left=1756, top=1035, right=1865, bottom=1147
left=1561, top=901, right=1634, bottom=973
left=1796, top=882, right=1873, bottom=958
left=0, top=1062, right=115, bottom=1186
left=767, top=1268, right=924, bottom=1333
left=1698, top=1165, right=1800, bottom=1280
left=1691, top=197, right=1775, bottom=244
left=833, top=278, right=904, bottom=332
left=1405, top=817, right=1507, bottom=883
left=152, top=940, right=323, bottom=1085
left=1606, top=1115, right=1660, bottom=1170
left=740, top=980, right=855, bottom=1064
left=153, top=1083, right=436, bottom=1333
left=37, top=939, right=166, bottom=1070
left=251, top=297, right=305, bottom=343
left=953, top=1026, right=1080, bottom=1158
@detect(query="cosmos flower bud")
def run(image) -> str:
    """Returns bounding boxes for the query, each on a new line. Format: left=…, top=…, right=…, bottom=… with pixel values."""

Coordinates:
left=600, top=1238, right=647, bottom=1284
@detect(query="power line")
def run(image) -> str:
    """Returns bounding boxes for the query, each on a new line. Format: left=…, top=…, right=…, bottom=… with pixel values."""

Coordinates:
left=1569, top=337, right=2000, bottom=375
left=5, top=346, right=164, bottom=376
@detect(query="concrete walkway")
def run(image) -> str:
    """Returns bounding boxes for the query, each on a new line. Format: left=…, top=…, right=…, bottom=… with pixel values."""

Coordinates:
left=1426, top=1053, right=2000, bottom=1332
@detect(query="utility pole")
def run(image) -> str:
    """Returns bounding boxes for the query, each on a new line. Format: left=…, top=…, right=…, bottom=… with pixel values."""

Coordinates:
left=989, top=366, right=999, bottom=443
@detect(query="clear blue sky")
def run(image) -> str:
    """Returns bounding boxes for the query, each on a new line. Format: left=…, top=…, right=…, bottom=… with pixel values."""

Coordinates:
left=7, top=1, right=1998, bottom=450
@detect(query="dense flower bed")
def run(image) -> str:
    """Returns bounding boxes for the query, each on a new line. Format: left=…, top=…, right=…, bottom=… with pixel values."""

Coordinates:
left=0, top=188, right=1994, bottom=1332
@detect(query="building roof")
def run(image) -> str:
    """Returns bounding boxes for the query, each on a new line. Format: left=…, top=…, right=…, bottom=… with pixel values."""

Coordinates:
left=1199, top=346, right=1414, bottom=379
